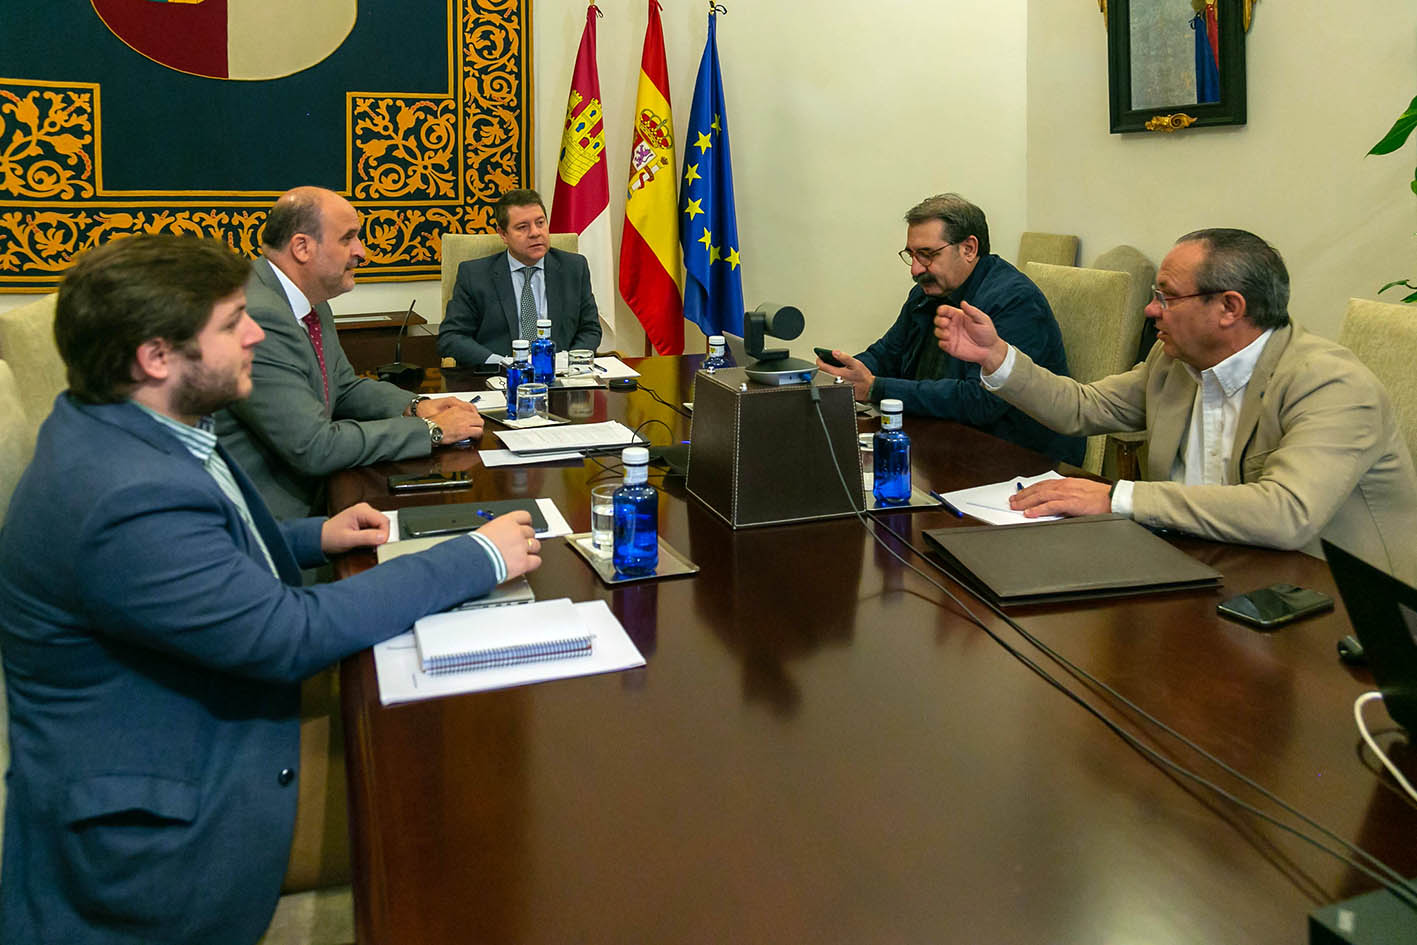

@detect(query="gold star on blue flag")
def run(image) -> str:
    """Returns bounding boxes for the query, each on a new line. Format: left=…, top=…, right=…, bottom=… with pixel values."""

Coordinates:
left=678, top=7, right=743, bottom=337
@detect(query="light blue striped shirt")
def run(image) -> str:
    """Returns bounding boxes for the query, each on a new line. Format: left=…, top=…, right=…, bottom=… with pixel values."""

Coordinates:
left=133, top=403, right=279, bottom=576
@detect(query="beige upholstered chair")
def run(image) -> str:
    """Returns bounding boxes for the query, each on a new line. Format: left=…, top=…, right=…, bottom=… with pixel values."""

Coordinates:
left=0, top=360, right=28, bottom=855
left=1023, top=262, right=1138, bottom=475
left=1339, top=297, right=1417, bottom=461
left=1017, top=232, right=1079, bottom=269
left=438, top=231, right=580, bottom=314
left=0, top=293, right=64, bottom=444
left=0, top=359, right=33, bottom=528
left=1090, top=245, right=1157, bottom=366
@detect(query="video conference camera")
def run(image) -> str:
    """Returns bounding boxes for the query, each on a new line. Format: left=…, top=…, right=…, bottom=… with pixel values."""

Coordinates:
left=742, top=302, right=817, bottom=386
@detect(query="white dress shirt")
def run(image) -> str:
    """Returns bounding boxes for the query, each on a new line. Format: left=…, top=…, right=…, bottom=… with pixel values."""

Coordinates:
left=982, top=329, right=1274, bottom=515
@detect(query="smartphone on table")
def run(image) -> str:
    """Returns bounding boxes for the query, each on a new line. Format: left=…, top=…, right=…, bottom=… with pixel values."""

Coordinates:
left=1216, top=583, right=1334, bottom=630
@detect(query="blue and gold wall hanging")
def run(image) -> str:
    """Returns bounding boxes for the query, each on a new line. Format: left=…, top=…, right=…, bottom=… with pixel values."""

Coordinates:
left=0, top=0, right=532, bottom=291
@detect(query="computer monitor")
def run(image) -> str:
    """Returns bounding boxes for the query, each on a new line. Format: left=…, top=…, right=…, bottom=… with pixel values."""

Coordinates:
left=1322, top=539, right=1417, bottom=732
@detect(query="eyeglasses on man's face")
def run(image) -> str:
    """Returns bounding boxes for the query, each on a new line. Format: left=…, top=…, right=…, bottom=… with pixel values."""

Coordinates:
left=1149, top=285, right=1220, bottom=310
left=898, top=243, right=954, bottom=266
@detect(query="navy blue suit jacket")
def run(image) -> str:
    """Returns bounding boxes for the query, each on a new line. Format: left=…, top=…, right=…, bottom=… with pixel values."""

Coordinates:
left=438, top=248, right=601, bottom=365
left=0, top=396, right=499, bottom=944
left=857, top=254, right=1085, bottom=465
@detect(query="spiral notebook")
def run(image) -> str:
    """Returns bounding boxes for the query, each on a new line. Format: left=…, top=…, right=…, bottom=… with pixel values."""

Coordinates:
left=413, top=599, right=593, bottom=676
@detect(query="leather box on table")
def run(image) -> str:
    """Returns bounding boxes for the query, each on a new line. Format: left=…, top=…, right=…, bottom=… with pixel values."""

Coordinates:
left=686, top=367, right=864, bottom=528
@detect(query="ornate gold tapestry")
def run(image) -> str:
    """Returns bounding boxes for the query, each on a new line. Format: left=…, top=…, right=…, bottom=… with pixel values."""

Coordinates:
left=0, top=0, right=531, bottom=291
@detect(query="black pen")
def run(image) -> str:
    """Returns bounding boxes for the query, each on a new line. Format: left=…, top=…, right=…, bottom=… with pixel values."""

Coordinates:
left=928, top=490, right=964, bottom=518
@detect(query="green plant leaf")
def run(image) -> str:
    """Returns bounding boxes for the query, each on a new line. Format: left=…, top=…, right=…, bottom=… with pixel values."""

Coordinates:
left=1369, top=95, right=1417, bottom=155
left=1404, top=290, right=1417, bottom=304
left=1379, top=279, right=1417, bottom=294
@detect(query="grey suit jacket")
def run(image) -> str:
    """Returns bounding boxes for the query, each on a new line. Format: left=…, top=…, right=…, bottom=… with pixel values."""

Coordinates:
left=437, top=248, right=601, bottom=365
left=215, top=258, right=431, bottom=519
left=994, top=324, right=1417, bottom=583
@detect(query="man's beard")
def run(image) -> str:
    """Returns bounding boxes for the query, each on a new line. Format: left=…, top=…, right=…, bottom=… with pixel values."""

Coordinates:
left=172, top=359, right=243, bottom=417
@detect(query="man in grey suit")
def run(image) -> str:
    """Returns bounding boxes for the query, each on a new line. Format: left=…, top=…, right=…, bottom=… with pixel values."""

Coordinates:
left=216, top=187, right=483, bottom=519
left=934, top=227, right=1417, bottom=583
left=438, top=188, right=602, bottom=366
left=0, top=234, right=540, bottom=945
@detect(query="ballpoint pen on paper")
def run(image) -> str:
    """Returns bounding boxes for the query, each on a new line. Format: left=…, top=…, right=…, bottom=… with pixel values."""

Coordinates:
left=928, top=490, right=965, bottom=518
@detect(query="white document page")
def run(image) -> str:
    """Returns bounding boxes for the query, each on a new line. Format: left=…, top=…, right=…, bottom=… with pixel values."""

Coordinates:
left=374, top=599, right=645, bottom=705
left=941, top=471, right=1066, bottom=525
left=592, top=356, right=639, bottom=379
left=478, top=449, right=586, bottom=467
left=428, top=390, right=507, bottom=411
left=496, top=421, right=642, bottom=454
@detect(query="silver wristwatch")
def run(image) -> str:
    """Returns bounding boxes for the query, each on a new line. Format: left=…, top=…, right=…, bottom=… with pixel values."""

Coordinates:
left=423, top=417, right=443, bottom=446
left=409, top=394, right=430, bottom=416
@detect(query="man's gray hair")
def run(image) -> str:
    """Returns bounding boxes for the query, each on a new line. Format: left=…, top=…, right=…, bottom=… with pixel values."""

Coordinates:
left=904, top=193, right=990, bottom=256
left=1177, top=228, right=1291, bottom=330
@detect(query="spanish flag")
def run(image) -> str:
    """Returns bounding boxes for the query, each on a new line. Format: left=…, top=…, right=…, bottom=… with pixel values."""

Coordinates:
left=617, top=0, right=683, bottom=354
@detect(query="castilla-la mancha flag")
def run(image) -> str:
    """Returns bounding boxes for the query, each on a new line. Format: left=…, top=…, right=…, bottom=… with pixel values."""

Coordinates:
left=617, top=0, right=683, bottom=355
left=551, top=3, right=615, bottom=345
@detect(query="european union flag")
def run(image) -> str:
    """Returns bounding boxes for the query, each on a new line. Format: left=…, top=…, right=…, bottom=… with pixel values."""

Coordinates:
left=678, top=9, right=744, bottom=338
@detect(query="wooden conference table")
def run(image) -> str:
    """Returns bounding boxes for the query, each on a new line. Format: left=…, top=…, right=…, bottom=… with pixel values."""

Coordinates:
left=330, top=356, right=1417, bottom=945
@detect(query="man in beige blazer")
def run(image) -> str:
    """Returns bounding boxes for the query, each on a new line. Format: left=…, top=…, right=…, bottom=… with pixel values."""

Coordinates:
left=934, top=227, right=1417, bottom=584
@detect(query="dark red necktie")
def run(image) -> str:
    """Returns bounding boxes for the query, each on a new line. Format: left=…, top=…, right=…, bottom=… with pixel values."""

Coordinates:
left=301, top=309, right=330, bottom=407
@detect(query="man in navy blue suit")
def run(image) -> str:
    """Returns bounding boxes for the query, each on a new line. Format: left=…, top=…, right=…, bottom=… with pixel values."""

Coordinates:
left=0, top=235, right=541, bottom=945
left=437, top=188, right=602, bottom=366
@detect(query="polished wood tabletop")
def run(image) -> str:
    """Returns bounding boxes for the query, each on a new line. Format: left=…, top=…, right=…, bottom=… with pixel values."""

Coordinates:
left=332, top=356, right=1417, bottom=945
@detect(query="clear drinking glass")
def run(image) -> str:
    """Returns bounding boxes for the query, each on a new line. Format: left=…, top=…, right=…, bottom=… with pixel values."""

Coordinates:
left=514, top=382, right=549, bottom=421
left=589, top=483, right=617, bottom=556
left=568, top=348, right=595, bottom=375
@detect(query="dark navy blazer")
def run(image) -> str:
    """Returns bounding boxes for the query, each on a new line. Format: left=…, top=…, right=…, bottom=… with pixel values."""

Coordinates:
left=438, top=247, right=602, bottom=365
left=0, top=396, right=498, bottom=944
left=857, top=254, right=1085, bottom=465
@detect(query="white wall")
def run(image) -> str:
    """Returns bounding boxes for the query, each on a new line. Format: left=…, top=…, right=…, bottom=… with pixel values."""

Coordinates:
left=1026, top=0, right=1417, bottom=340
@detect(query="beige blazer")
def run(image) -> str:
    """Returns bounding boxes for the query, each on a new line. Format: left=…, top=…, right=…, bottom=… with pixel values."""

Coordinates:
left=995, top=324, right=1417, bottom=583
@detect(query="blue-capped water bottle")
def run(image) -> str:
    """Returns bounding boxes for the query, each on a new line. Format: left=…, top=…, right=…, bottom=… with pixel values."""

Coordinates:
left=613, top=446, right=658, bottom=576
left=505, top=339, right=532, bottom=419
left=704, top=334, right=730, bottom=372
left=531, top=318, right=555, bottom=385
left=873, top=398, right=911, bottom=505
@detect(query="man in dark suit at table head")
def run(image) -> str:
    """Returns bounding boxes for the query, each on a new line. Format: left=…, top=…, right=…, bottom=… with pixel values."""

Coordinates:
left=215, top=186, right=484, bottom=520
left=0, top=233, right=540, bottom=945
left=934, top=227, right=1417, bottom=583
left=814, top=193, right=1084, bottom=465
left=437, top=187, right=603, bottom=367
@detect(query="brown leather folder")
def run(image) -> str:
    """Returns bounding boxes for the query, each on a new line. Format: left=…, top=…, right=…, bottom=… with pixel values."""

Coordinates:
left=923, top=515, right=1222, bottom=606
